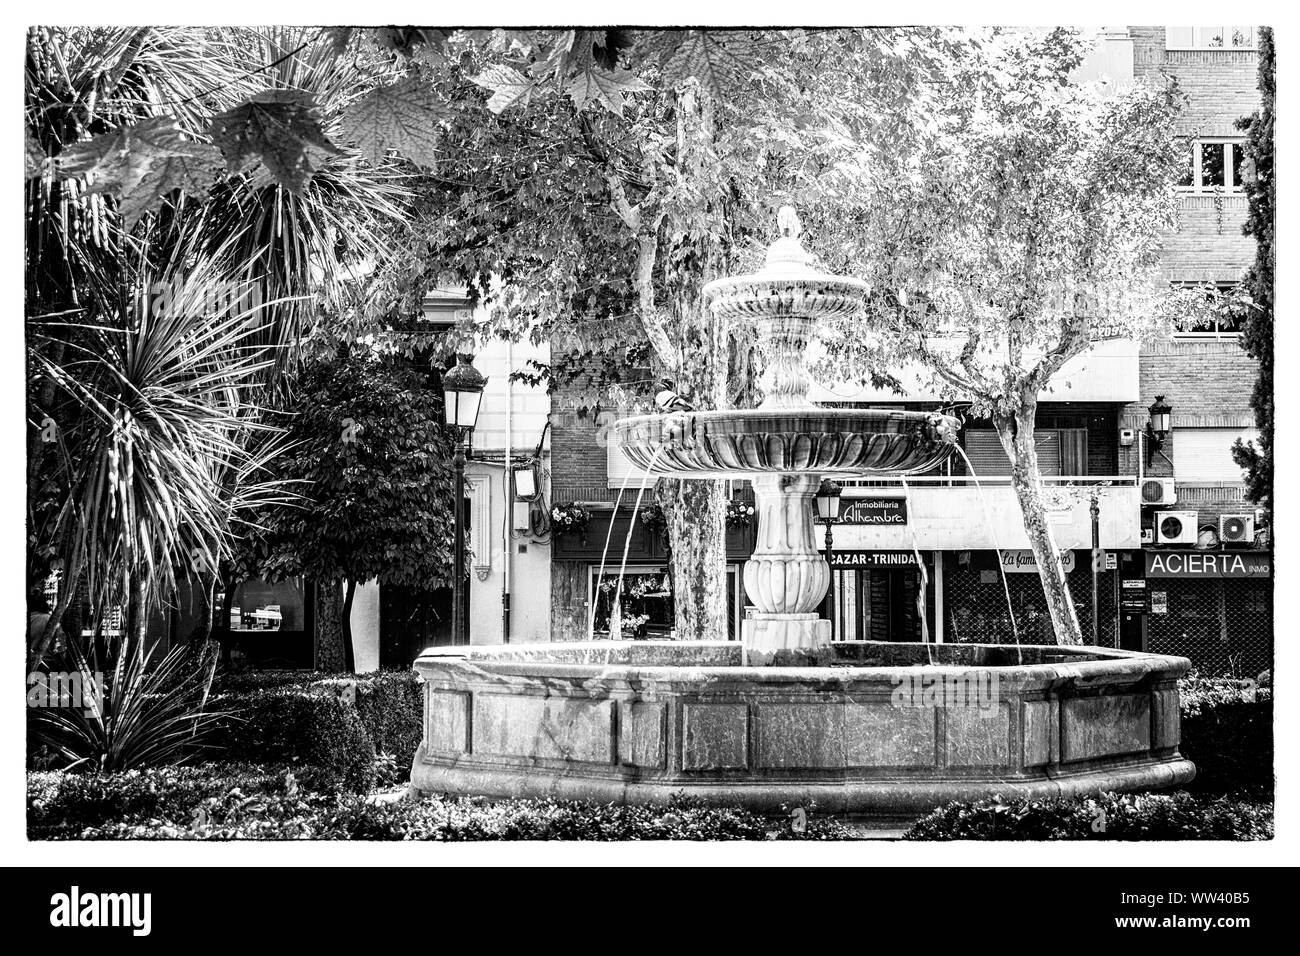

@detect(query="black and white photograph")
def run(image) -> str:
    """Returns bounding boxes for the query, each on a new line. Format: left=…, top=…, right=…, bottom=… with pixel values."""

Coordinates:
left=6, top=2, right=1294, bottom=925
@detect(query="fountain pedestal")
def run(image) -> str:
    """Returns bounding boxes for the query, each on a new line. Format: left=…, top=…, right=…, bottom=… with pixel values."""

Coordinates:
left=742, top=474, right=832, bottom=656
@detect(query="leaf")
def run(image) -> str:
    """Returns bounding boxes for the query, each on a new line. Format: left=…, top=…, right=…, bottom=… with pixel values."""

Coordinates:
left=209, top=90, right=341, bottom=194
left=339, top=78, right=449, bottom=169
left=57, top=116, right=187, bottom=195
left=471, top=65, right=536, bottom=115
left=658, top=30, right=756, bottom=100
left=25, top=128, right=46, bottom=179
left=55, top=116, right=224, bottom=226
left=324, top=27, right=354, bottom=56
left=565, top=66, right=650, bottom=114
left=119, top=142, right=225, bottom=228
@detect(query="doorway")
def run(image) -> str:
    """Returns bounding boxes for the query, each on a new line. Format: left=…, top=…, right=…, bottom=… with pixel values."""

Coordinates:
left=829, top=565, right=929, bottom=642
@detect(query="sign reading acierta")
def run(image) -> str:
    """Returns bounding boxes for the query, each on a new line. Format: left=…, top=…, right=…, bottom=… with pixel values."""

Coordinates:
left=1143, top=551, right=1271, bottom=578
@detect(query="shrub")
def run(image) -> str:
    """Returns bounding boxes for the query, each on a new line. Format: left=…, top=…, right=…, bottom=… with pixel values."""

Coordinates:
left=28, top=768, right=862, bottom=841
left=28, top=641, right=230, bottom=773
left=209, top=689, right=375, bottom=793
left=1179, top=674, right=1273, bottom=799
left=903, top=791, right=1273, bottom=841
left=206, top=669, right=423, bottom=793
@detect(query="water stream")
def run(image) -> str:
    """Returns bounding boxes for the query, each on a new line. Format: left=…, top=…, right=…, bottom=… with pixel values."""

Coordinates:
left=951, top=445, right=1022, bottom=662
left=601, top=446, right=666, bottom=641
left=588, top=457, right=640, bottom=640
left=899, top=478, right=935, bottom=665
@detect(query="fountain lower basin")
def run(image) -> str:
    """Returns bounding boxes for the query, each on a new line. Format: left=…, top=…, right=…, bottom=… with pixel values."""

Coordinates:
left=411, top=640, right=1195, bottom=818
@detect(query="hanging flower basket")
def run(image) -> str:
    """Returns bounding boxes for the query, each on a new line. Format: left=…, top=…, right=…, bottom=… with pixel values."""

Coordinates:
left=725, top=499, right=757, bottom=528
left=551, top=502, right=592, bottom=538
left=638, top=503, right=669, bottom=538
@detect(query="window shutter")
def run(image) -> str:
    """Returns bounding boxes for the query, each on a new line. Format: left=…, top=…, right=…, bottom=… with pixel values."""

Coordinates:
left=962, top=430, right=1062, bottom=477
left=1172, top=428, right=1257, bottom=481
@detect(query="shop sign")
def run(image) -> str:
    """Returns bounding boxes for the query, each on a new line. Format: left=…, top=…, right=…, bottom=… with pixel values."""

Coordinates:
left=1000, top=550, right=1076, bottom=574
left=840, top=497, right=907, bottom=525
left=831, top=550, right=924, bottom=569
left=1120, top=578, right=1148, bottom=613
left=1144, top=551, right=1271, bottom=579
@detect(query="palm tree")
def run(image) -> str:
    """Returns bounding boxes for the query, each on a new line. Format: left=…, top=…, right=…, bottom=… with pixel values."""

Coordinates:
left=26, top=27, right=413, bottom=670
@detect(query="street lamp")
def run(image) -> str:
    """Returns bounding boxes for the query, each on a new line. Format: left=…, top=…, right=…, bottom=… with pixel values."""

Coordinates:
left=442, top=353, right=486, bottom=646
left=1144, top=395, right=1173, bottom=467
left=815, top=480, right=843, bottom=635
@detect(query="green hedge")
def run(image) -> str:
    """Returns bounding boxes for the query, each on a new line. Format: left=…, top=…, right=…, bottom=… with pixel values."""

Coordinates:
left=206, top=669, right=423, bottom=793
left=1179, top=675, right=1273, bottom=799
left=28, top=767, right=860, bottom=841
left=903, top=791, right=1272, bottom=841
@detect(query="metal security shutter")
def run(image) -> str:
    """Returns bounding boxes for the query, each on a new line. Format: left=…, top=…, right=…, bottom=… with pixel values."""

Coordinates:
left=1172, top=428, right=1257, bottom=481
left=962, top=431, right=1062, bottom=477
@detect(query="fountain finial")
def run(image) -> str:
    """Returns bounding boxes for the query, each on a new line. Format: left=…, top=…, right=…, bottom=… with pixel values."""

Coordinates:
left=763, top=206, right=813, bottom=275
left=777, top=205, right=802, bottom=239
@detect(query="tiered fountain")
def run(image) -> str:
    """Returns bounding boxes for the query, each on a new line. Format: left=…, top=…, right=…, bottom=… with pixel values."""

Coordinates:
left=615, top=207, right=958, bottom=657
left=410, top=209, right=1194, bottom=817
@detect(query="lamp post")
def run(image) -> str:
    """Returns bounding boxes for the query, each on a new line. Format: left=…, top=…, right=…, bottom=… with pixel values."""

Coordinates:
left=1144, top=395, right=1173, bottom=468
left=442, top=353, right=486, bottom=646
left=815, top=480, right=843, bottom=636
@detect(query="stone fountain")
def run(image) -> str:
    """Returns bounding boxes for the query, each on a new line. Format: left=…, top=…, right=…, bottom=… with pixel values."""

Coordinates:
left=409, top=208, right=1194, bottom=818
left=615, top=207, right=959, bottom=657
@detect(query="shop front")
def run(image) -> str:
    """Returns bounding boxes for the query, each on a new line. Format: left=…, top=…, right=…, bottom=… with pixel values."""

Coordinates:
left=825, top=550, right=935, bottom=642
left=1140, top=549, right=1272, bottom=677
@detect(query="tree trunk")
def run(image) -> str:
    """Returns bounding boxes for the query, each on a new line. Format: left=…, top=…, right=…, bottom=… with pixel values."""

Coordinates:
left=994, top=402, right=1084, bottom=646
left=314, top=578, right=347, bottom=672
left=341, top=578, right=357, bottom=673
left=215, top=580, right=237, bottom=666
left=662, top=479, right=729, bottom=641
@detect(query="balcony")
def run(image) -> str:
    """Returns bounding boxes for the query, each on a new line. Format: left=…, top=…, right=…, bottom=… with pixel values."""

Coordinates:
left=831, top=477, right=1140, bottom=551
left=807, top=338, right=1140, bottom=404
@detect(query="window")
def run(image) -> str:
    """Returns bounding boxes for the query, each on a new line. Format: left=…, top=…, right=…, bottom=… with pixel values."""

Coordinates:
left=590, top=565, right=742, bottom=640
left=961, top=430, right=1091, bottom=477
left=1165, top=26, right=1256, bottom=50
left=1172, top=427, right=1257, bottom=482
left=1176, top=139, right=1247, bottom=192
left=1170, top=282, right=1246, bottom=336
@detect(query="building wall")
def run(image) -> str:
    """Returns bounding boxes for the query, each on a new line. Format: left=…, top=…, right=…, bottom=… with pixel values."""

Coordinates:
left=1123, top=26, right=1262, bottom=531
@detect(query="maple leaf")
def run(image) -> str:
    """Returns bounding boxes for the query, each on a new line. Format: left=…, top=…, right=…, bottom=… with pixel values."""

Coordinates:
left=471, top=65, right=536, bottom=115
left=658, top=30, right=756, bottom=100
left=209, top=90, right=341, bottom=194
left=25, top=129, right=45, bottom=179
left=54, top=116, right=224, bottom=226
left=339, top=78, right=449, bottom=169
left=57, top=116, right=186, bottom=196
left=118, top=142, right=225, bottom=228
left=565, top=67, right=650, bottom=114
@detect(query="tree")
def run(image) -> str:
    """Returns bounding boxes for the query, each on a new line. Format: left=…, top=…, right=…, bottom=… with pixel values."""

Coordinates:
left=359, top=28, right=958, bottom=641
left=1232, top=27, right=1274, bottom=531
left=254, top=349, right=459, bottom=672
left=25, top=27, right=412, bottom=666
left=815, top=29, right=1199, bottom=645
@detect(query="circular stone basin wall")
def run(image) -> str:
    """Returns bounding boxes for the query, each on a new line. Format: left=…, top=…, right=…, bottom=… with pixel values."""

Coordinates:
left=411, top=641, right=1195, bottom=818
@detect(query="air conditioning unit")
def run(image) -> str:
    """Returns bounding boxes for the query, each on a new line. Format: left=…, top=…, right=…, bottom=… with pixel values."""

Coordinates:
left=1140, top=478, right=1176, bottom=506
left=1219, top=513, right=1255, bottom=545
left=1154, top=511, right=1198, bottom=545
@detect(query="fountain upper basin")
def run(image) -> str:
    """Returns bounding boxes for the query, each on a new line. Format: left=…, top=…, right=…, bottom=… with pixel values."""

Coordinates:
left=614, top=407, right=960, bottom=478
